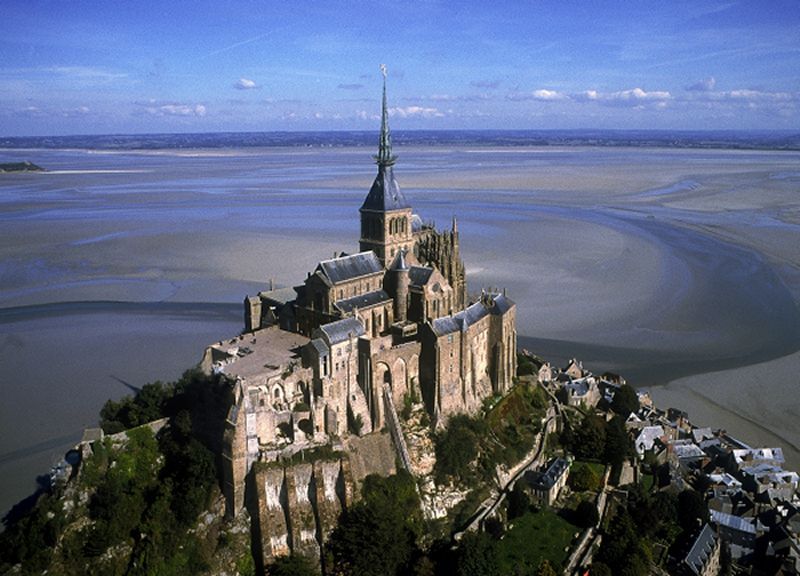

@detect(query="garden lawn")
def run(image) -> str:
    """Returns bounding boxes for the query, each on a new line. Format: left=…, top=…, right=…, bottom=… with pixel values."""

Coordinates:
left=497, top=509, right=578, bottom=572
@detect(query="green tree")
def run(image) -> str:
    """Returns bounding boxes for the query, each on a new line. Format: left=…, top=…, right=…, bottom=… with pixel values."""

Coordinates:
left=575, top=500, right=599, bottom=528
left=677, top=489, right=709, bottom=533
left=603, top=415, right=633, bottom=468
left=596, top=508, right=648, bottom=573
left=568, top=462, right=601, bottom=492
left=590, top=562, right=612, bottom=576
left=573, top=413, right=606, bottom=460
left=610, top=384, right=639, bottom=417
left=327, top=472, right=422, bottom=576
left=268, top=554, right=316, bottom=576
left=434, top=415, right=487, bottom=484
left=456, top=531, right=500, bottom=576
left=536, top=559, right=558, bottom=576
left=507, top=482, right=530, bottom=520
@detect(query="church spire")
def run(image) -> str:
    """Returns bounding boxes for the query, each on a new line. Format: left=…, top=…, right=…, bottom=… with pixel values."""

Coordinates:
left=375, top=64, right=397, bottom=167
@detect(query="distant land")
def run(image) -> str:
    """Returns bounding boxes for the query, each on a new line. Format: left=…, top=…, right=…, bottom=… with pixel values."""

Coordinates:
left=0, top=161, right=43, bottom=173
left=1, top=129, right=799, bottom=151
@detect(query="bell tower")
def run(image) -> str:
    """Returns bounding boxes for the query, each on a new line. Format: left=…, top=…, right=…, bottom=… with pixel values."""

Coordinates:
left=359, top=65, right=413, bottom=267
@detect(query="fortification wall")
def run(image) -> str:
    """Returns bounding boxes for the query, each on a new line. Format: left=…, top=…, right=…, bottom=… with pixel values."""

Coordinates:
left=253, top=458, right=355, bottom=570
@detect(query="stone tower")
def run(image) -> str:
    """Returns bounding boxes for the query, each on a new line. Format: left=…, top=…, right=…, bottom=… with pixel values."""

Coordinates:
left=359, top=67, right=413, bottom=266
left=387, top=249, right=410, bottom=322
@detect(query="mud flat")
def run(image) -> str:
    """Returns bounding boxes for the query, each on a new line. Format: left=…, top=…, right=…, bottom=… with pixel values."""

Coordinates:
left=1, top=145, right=799, bottom=517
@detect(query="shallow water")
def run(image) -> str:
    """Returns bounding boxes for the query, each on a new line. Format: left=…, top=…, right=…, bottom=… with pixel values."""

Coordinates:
left=1, top=144, right=799, bottom=519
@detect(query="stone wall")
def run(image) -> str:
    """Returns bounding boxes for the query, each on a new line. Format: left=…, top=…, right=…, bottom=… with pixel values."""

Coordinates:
left=253, top=458, right=354, bottom=570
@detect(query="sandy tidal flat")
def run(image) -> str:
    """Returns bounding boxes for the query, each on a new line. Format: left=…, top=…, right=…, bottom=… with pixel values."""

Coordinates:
left=1, top=144, right=799, bottom=515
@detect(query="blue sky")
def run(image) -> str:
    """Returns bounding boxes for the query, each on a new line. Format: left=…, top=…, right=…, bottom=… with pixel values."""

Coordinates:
left=1, top=0, right=799, bottom=135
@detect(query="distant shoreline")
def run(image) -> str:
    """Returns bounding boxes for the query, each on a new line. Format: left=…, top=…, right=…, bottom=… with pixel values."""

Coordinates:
left=1, top=129, right=799, bottom=152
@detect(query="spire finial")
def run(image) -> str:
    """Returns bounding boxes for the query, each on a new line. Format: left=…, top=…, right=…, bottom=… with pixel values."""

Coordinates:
left=375, top=64, right=396, bottom=167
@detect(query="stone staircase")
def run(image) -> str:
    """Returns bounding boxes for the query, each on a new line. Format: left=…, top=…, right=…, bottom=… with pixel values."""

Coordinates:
left=383, top=384, right=413, bottom=472
left=347, top=384, right=373, bottom=435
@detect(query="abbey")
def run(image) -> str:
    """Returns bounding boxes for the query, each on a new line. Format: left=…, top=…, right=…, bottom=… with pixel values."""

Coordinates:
left=202, top=74, right=516, bottom=519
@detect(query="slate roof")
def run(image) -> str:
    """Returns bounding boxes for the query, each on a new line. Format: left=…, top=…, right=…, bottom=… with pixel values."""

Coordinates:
left=318, top=317, right=366, bottom=345
left=317, top=251, right=383, bottom=285
left=430, top=293, right=515, bottom=337
left=489, top=293, right=514, bottom=314
left=711, top=509, right=757, bottom=535
left=684, top=524, right=718, bottom=576
left=525, top=458, right=570, bottom=490
left=389, top=250, right=409, bottom=271
left=361, top=165, right=410, bottom=211
left=408, top=265, right=433, bottom=287
left=732, top=447, right=785, bottom=466
left=672, top=443, right=706, bottom=460
left=310, top=338, right=329, bottom=357
left=635, top=425, right=665, bottom=454
left=258, top=286, right=298, bottom=305
left=334, top=290, right=392, bottom=314
left=431, top=300, right=489, bottom=336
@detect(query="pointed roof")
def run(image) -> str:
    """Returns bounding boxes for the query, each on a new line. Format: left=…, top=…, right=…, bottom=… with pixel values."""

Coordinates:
left=389, top=249, right=409, bottom=271
left=361, top=66, right=410, bottom=212
left=375, top=64, right=396, bottom=167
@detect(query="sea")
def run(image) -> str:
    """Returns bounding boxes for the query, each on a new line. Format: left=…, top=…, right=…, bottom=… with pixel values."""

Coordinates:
left=2, top=130, right=799, bottom=523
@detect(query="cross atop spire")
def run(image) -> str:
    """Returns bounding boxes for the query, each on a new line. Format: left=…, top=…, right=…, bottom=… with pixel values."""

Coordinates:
left=375, top=64, right=397, bottom=167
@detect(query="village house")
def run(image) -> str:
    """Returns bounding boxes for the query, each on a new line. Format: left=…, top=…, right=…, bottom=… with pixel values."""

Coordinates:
left=523, top=457, right=570, bottom=506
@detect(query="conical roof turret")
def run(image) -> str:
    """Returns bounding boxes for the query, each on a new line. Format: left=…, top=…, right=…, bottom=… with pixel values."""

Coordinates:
left=389, top=248, right=409, bottom=271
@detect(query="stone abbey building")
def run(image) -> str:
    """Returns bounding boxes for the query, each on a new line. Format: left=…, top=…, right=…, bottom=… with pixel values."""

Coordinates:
left=202, top=75, right=517, bottom=524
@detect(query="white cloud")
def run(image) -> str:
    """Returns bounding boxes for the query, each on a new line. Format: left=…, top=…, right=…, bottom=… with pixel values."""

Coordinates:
left=506, top=89, right=568, bottom=101
left=727, top=89, right=792, bottom=102
left=532, top=89, right=567, bottom=101
left=144, top=103, right=207, bottom=117
left=355, top=110, right=379, bottom=121
left=234, top=78, right=258, bottom=90
left=579, top=88, right=672, bottom=104
left=388, top=106, right=444, bottom=118
left=610, top=88, right=671, bottom=101
left=687, top=77, right=717, bottom=92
